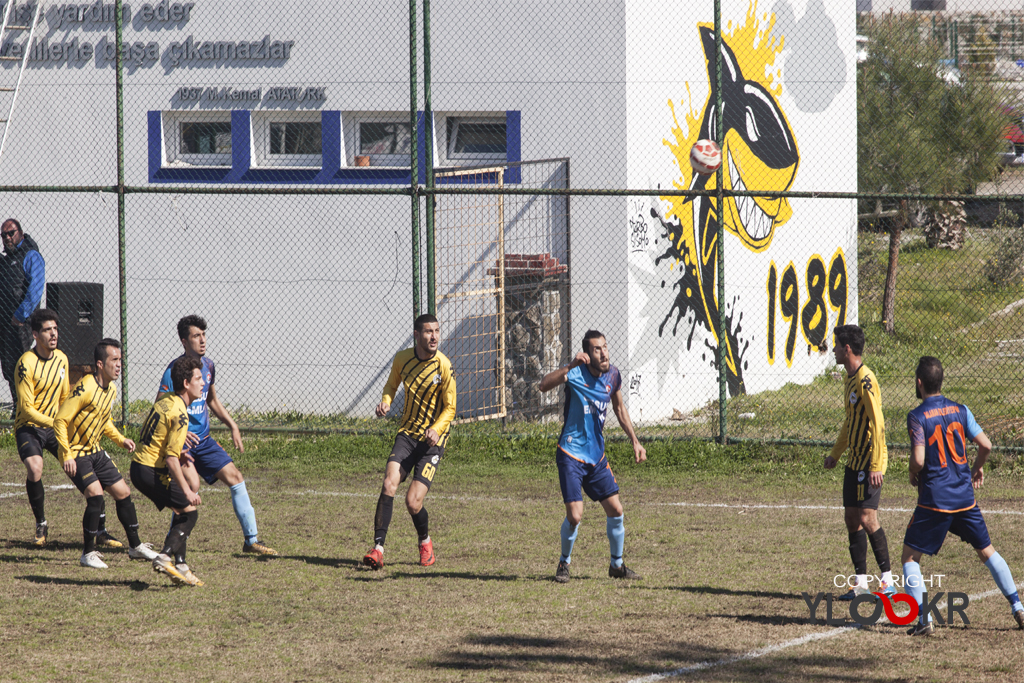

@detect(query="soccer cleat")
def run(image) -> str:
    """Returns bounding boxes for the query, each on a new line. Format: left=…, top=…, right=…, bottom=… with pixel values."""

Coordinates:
left=907, top=621, right=934, bottom=636
left=152, top=553, right=188, bottom=584
left=96, top=531, right=123, bottom=549
left=362, top=547, right=384, bottom=570
left=242, top=540, right=278, bottom=556
left=128, top=542, right=159, bottom=561
left=554, top=560, right=570, bottom=583
left=419, top=539, right=435, bottom=567
left=838, top=587, right=873, bottom=601
left=175, top=564, right=204, bottom=587
left=33, top=520, right=48, bottom=547
left=879, top=581, right=898, bottom=598
left=608, top=563, right=641, bottom=580
left=1014, top=610, right=1024, bottom=631
left=79, top=551, right=107, bottom=569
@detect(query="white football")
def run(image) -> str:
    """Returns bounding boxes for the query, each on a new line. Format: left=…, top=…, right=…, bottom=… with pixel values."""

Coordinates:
left=690, top=139, right=722, bottom=175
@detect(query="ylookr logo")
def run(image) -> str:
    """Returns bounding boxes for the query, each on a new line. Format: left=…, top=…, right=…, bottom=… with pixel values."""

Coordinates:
left=802, top=591, right=970, bottom=626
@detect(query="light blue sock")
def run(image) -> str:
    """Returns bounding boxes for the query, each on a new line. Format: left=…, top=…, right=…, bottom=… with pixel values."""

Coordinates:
left=607, top=515, right=625, bottom=568
left=559, top=518, right=578, bottom=564
left=903, top=561, right=930, bottom=624
left=230, top=481, right=259, bottom=543
left=984, top=552, right=1024, bottom=612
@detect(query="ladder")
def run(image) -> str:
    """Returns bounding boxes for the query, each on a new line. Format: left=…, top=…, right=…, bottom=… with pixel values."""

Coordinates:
left=0, top=1, right=42, bottom=161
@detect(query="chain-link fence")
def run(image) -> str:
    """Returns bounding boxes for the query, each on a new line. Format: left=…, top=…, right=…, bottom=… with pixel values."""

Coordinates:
left=1, top=1, right=1022, bottom=448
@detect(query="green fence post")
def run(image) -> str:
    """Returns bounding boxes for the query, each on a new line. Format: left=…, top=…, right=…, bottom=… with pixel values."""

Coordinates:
left=115, top=0, right=128, bottom=427
left=423, top=0, right=436, bottom=315
left=410, top=0, right=421, bottom=319
left=714, top=0, right=726, bottom=445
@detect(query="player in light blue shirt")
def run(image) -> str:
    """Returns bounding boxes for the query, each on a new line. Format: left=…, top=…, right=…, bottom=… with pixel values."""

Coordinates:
left=539, top=329, right=646, bottom=583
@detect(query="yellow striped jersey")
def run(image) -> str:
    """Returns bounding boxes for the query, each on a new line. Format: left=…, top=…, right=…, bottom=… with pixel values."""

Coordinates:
left=830, top=363, right=888, bottom=473
left=14, top=348, right=69, bottom=430
left=133, top=392, right=190, bottom=469
left=54, top=374, right=126, bottom=463
left=381, top=347, right=456, bottom=445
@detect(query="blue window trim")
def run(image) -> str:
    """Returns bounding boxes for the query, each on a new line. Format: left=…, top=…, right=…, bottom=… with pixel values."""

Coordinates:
left=148, top=109, right=520, bottom=185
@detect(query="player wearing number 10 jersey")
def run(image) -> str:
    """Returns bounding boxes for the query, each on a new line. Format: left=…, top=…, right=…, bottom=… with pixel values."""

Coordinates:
left=901, top=356, right=1023, bottom=635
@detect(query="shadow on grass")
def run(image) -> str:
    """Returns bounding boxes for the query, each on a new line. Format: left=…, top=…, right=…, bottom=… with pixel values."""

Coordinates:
left=645, top=584, right=794, bottom=600
left=351, top=570, right=519, bottom=582
left=4, top=540, right=69, bottom=552
left=19, top=574, right=147, bottom=589
left=279, top=554, right=361, bottom=568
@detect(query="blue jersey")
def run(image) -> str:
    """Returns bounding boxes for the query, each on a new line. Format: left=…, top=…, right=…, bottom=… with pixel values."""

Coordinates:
left=160, top=355, right=215, bottom=439
left=907, top=395, right=983, bottom=513
left=557, top=364, right=621, bottom=465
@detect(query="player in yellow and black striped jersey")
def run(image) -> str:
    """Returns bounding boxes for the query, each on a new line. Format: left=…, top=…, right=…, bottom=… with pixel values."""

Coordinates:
left=363, top=313, right=457, bottom=571
left=14, top=309, right=69, bottom=546
left=53, top=338, right=160, bottom=570
left=824, top=325, right=895, bottom=599
left=130, top=355, right=206, bottom=586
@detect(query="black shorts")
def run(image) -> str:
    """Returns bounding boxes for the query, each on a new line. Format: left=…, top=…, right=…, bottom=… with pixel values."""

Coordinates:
left=387, top=432, right=444, bottom=491
left=66, top=450, right=124, bottom=493
left=130, top=461, right=191, bottom=511
left=843, top=467, right=882, bottom=509
left=16, top=426, right=58, bottom=461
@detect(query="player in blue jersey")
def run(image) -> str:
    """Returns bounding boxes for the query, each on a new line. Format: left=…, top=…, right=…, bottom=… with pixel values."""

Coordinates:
left=539, top=329, right=646, bottom=583
left=158, top=315, right=276, bottom=556
left=901, top=356, right=1024, bottom=635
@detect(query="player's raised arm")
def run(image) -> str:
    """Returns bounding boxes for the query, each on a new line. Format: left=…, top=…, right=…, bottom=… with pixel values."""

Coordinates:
left=610, top=389, right=646, bottom=463
left=539, top=352, right=589, bottom=392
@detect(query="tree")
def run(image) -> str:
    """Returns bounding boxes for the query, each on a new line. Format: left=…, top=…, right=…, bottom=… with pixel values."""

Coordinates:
left=858, top=14, right=1008, bottom=335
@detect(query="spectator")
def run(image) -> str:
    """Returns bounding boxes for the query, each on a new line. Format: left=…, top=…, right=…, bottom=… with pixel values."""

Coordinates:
left=0, top=218, right=44, bottom=407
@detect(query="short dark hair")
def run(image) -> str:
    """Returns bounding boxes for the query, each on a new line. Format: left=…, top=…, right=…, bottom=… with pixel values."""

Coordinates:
left=177, top=314, right=207, bottom=340
left=414, top=313, right=438, bottom=332
left=171, top=355, right=203, bottom=392
left=94, top=338, right=121, bottom=365
left=916, top=356, right=944, bottom=395
left=582, top=329, right=605, bottom=354
left=833, top=324, right=865, bottom=356
left=3, top=218, right=22, bottom=233
left=28, top=308, right=58, bottom=333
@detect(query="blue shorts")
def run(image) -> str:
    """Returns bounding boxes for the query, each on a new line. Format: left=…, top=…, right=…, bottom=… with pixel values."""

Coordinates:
left=557, top=449, right=619, bottom=504
left=903, top=505, right=991, bottom=556
left=190, top=435, right=234, bottom=485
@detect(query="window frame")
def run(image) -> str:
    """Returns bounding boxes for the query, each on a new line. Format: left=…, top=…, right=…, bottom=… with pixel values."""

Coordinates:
left=445, top=116, right=507, bottom=163
left=351, top=116, right=414, bottom=167
left=163, top=111, right=233, bottom=167
left=252, top=111, right=323, bottom=168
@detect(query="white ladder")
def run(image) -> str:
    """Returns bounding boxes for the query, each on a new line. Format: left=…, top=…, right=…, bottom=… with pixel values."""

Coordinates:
left=0, top=1, right=42, bottom=161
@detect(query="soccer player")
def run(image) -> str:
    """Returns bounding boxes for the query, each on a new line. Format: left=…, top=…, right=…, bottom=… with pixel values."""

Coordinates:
left=824, top=324, right=896, bottom=599
left=902, top=356, right=1024, bottom=635
left=54, top=339, right=159, bottom=569
left=363, top=313, right=456, bottom=570
left=14, top=309, right=69, bottom=546
left=158, top=315, right=276, bottom=556
left=538, top=329, right=646, bottom=583
left=133, top=356, right=206, bottom=587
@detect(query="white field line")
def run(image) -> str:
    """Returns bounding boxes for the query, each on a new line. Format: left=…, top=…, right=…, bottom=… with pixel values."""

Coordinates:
left=625, top=583, right=1022, bottom=683
left=1, top=483, right=1022, bottom=515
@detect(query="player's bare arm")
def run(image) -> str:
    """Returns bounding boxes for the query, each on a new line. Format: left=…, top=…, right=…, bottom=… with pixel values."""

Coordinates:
left=971, top=432, right=992, bottom=489
left=123, top=438, right=136, bottom=453
left=868, top=470, right=884, bottom=488
left=375, top=400, right=391, bottom=417
left=908, top=443, right=925, bottom=486
left=610, top=389, right=646, bottom=463
left=207, top=383, right=243, bottom=453
left=539, top=352, right=589, bottom=392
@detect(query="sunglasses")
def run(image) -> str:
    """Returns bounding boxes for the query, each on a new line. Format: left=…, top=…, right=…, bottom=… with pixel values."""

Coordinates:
left=1, top=230, right=18, bottom=238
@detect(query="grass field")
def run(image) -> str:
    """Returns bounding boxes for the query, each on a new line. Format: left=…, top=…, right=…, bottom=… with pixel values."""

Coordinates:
left=1, top=429, right=1021, bottom=682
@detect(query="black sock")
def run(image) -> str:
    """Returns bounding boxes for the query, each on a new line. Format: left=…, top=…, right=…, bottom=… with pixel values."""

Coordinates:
left=373, top=494, right=395, bottom=547
left=165, top=510, right=198, bottom=564
left=849, top=529, right=868, bottom=576
left=26, top=479, right=45, bottom=524
left=98, top=509, right=107, bottom=535
left=161, top=512, right=185, bottom=557
left=115, top=497, right=142, bottom=549
left=411, top=507, right=429, bottom=542
left=83, top=495, right=103, bottom=554
left=868, top=528, right=891, bottom=574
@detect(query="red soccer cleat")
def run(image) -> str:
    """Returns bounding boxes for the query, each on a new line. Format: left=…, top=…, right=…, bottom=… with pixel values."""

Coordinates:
left=419, top=539, right=435, bottom=567
left=362, top=547, right=384, bottom=570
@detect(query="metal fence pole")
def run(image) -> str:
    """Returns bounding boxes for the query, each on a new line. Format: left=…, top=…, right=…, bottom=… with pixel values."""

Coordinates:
left=423, top=0, right=436, bottom=315
left=714, top=0, right=726, bottom=445
left=115, top=0, right=128, bottom=426
left=409, top=0, right=421, bottom=319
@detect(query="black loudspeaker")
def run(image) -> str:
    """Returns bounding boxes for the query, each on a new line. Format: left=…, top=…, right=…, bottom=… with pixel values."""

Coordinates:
left=46, top=282, right=104, bottom=366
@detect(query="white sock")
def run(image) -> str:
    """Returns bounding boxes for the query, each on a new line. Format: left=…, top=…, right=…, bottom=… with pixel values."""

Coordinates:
left=855, top=574, right=869, bottom=591
left=882, top=570, right=894, bottom=586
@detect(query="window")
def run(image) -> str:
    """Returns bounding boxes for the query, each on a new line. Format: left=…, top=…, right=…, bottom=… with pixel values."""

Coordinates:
left=164, top=112, right=232, bottom=166
left=253, top=111, right=322, bottom=167
left=357, top=121, right=412, bottom=165
left=447, top=118, right=506, bottom=161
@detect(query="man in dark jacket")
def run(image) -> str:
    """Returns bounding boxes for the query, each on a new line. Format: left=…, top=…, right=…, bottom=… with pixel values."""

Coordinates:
left=0, top=219, right=44, bottom=407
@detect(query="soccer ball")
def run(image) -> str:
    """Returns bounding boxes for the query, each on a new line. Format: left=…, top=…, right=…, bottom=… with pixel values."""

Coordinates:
left=689, top=139, right=722, bottom=175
